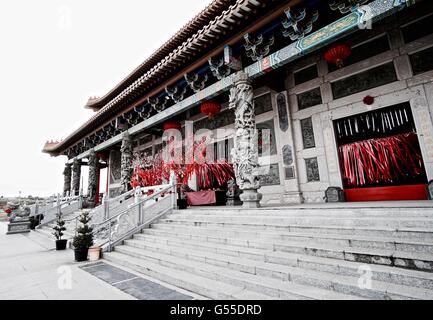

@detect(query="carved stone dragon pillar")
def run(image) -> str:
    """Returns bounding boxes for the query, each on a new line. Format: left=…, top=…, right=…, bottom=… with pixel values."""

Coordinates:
left=229, top=71, right=262, bottom=208
left=120, top=132, right=133, bottom=193
left=72, top=158, right=81, bottom=196
left=63, top=163, right=72, bottom=197
left=87, top=149, right=99, bottom=205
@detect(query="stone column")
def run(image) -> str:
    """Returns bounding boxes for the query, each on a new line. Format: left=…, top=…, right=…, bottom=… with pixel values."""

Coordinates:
left=229, top=71, right=262, bottom=208
left=63, top=163, right=72, bottom=197
left=87, top=149, right=99, bottom=205
left=72, top=158, right=81, bottom=196
left=120, top=132, right=133, bottom=193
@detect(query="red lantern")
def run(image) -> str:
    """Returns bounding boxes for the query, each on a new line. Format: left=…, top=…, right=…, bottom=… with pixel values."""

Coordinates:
left=200, top=101, right=221, bottom=119
left=324, top=44, right=351, bottom=68
left=163, top=121, right=181, bottom=131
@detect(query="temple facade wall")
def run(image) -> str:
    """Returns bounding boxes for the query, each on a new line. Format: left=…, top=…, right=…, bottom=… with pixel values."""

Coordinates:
left=105, top=9, right=433, bottom=204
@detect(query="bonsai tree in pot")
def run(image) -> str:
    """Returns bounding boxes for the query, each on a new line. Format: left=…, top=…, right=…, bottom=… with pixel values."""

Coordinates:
left=52, top=212, right=67, bottom=250
left=72, top=211, right=94, bottom=262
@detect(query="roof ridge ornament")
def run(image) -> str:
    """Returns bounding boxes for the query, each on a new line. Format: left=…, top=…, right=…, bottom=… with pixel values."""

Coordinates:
left=282, top=7, right=319, bottom=41
left=244, top=33, right=274, bottom=62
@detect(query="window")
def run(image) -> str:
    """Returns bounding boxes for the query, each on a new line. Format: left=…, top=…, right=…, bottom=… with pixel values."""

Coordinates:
left=328, top=35, right=390, bottom=72
left=139, top=135, right=152, bottom=146
left=257, top=120, right=277, bottom=157
left=294, top=64, right=318, bottom=85
left=401, top=14, right=433, bottom=43
left=297, top=87, right=322, bottom=110
left=331, top=62, right=397, bottom=99
left=301, top=118, right=316, bottom=149
left=254, top=93, right=273, bottom=115
left=305, top=158, right=320, bottom=182
left=410, top=46, right=433, bottom=75
left=193, top=108, right=235, bottom=132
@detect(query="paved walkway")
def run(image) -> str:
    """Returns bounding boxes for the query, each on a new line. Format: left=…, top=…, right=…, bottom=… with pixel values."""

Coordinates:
left=0, top=222, right=133, bottom=300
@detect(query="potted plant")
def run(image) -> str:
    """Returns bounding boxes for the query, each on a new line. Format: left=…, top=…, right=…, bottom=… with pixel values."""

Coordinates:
left=72, top=211, right=94, bottom=262
left=52, top=212, right=68, bottom=250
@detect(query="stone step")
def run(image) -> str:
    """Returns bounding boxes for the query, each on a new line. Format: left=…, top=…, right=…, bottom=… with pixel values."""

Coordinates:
left=104, top=251, right=272, bottom=300
left=174, top=209, right=433, bottom=218
left=152, top=220, right=433, bottom=241
left=112, top=244, right=433, bottom=299
left=148, top=223, right=433, bottom=253
left=133, top=233, right=433, bottom=289
left=105, top=248, right=364, bottom=300
left=162, top=216, right=433, bottom=229
left=142, top=226, right=433, bottom=271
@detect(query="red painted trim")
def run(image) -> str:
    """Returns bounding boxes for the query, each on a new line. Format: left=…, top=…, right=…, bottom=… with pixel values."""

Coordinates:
left=345, top=184, right=428, bottom=202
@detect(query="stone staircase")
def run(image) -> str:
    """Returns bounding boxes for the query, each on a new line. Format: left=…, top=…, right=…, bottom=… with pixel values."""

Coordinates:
left=103, top=204, right=433, bottom=299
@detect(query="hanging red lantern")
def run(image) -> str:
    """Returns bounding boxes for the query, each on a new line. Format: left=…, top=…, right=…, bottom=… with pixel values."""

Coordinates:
left=200, top=101, right=221, bottom=119
left=163, top=120, right=181, bottom=131
left=324, top=44, right=351, bottom=68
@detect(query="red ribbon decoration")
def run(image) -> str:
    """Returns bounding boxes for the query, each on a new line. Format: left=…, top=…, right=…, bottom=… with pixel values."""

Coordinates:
left=338, top=133, right=424, bottom=188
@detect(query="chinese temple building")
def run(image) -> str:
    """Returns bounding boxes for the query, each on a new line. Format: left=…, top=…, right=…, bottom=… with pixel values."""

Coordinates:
left=43, top=0, right=433, bottom=206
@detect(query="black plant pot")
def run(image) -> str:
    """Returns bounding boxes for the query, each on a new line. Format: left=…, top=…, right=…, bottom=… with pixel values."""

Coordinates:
left=56, top=239, right=68, bottom=251
left=177, top=199, right=188, bottom=210
left=74, top=248, right=89, bottom=262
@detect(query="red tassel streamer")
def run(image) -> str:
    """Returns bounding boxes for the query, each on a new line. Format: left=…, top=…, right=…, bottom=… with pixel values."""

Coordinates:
left=338, top=133, right=424, bottom=188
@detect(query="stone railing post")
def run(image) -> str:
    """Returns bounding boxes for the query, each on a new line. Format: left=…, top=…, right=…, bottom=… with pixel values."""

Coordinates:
left=229, top=71, right=262, bottom=208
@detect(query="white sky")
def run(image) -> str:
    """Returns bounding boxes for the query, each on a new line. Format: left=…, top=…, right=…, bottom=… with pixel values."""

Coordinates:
left=0, top=0, right=212, bottom=197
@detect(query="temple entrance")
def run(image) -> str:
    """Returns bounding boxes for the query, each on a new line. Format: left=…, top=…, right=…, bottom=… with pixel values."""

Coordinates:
left=334, top=102, right=428, bottom=202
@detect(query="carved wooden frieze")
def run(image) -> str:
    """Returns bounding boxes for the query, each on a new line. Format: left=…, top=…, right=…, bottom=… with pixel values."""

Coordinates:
left=185, top=73, right=208, bottom=93
left=282, top=7, right=319, bottom=41
left=208, top=57, right=231, bottom=80
left=148, top=96, right=168, bottom=113
left=166, top=85, right=187, bottom=103
left=244, top=33, right=275, bottom=62
left=329, top=0, right=369, bottom=14
left=134, top=105, right=152, bottom=121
